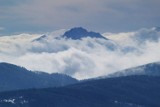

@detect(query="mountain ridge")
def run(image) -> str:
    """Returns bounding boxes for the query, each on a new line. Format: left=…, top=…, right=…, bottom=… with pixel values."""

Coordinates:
left=0, top=62, right=78, bottom=92
left=106, top=62, right=160, bottom=78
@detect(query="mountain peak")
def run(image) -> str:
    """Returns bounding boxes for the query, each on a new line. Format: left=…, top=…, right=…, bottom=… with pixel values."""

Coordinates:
left=62, top=27, right=107, bottom=40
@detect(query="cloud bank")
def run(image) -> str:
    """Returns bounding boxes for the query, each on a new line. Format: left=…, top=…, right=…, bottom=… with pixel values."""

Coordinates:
left=0, top=27, right=160, bottom=79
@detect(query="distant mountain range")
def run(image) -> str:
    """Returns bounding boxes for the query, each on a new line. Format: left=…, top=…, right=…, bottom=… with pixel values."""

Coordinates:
left=0, top=59, right=160, bottom=91
left=0, top=60, right=160, bottom=92
left=0, top=62, right=78, bottom=92
left=0, top=54, right=160, bottom=106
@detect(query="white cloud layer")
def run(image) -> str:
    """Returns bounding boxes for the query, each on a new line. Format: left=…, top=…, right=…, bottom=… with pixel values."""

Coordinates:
left=0, top=27, right=160, bottom=79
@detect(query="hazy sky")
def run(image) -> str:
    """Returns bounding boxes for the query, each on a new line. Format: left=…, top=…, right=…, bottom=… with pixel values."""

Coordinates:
left=0, top=0, right=160, bottom=34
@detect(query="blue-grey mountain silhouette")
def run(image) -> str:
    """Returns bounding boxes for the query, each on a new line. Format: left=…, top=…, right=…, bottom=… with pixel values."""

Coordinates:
left=62, top=27, right=107, bottom=40
left=0, top=62, right=78, bottom=92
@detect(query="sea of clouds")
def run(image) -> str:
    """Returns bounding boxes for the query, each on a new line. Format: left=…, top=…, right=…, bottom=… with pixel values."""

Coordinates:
left=0, top=27, right=160, bottom=80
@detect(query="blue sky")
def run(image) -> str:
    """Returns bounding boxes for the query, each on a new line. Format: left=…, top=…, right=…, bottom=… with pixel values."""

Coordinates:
left=0, top=0, right=160, bottom=34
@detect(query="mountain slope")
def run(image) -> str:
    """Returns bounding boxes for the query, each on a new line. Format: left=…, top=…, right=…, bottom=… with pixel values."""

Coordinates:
left=0, top=62, right=78, bottom=92
left=107, top=62, right=160, bottom=78
left=0, top=75, right=160, bottom=107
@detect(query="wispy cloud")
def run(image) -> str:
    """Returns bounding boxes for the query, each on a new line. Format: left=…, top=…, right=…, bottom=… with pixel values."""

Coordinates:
left=0, top=0, right=160, bottom=34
